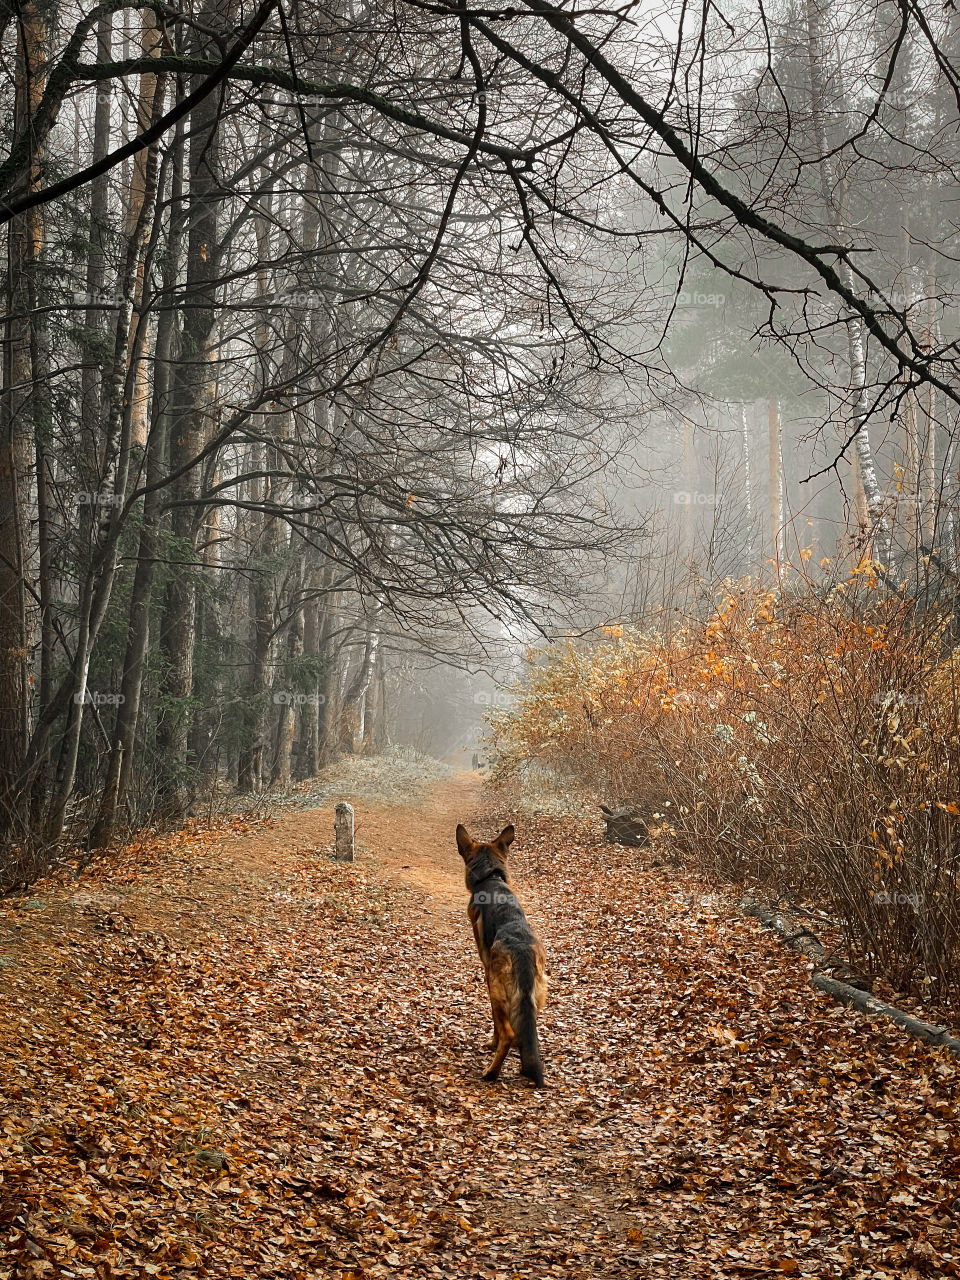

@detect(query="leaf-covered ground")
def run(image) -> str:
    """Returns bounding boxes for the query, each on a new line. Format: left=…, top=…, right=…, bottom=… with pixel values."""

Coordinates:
left=1, top=774, right=958, bottom=1279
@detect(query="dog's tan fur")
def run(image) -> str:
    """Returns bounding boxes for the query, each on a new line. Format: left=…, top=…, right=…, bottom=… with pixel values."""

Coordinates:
left=456, top=823, right=547, bottom=1085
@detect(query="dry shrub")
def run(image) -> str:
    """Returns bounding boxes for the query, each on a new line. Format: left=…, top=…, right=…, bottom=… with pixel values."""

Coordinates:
left=492, top=576, right=960, bottom=1009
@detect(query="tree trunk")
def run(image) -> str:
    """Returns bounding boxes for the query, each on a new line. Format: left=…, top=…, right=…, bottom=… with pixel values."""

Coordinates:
left=156, top=32, right=224, bottom=813
left=236, top=501, right=280, bottom=792
left=804, top=0, right=891, bottom=569
left=47, top=62, right=165, bottom=842
left=767, top=398, right=782, bottom=575
left=78, top=14, right=113, bottom=499
left=296, top=582, right=321, bottom=778
left=364, top=656, right=389, bottom=753
left=338, top=622, right=381, bottom=755
left=90, top=120, right=185, bottom=848
left=0, top=1, right=46, bottom=837
left=272, top=567, right=306, bottom=788
left=317, top=599, right=344, bottom=768
left=740, top=403, right=754, bottom=568
left=680, top=415, right=695, bottom=553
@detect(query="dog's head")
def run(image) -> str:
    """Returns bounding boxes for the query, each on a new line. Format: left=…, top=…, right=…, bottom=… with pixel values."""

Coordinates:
left=456, top=823, right=515, bottom=890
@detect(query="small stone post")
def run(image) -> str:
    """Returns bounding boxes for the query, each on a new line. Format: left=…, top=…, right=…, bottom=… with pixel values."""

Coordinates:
left=334, top=802, right=354, bottom=862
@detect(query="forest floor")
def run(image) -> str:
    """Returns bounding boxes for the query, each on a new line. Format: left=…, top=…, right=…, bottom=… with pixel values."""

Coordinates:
left=1, top=770, right=958, bottom=1280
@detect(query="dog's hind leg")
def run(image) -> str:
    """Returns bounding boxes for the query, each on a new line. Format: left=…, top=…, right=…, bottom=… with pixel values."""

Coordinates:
left=482, top=1033, right=512, bottom=1081
left=482, top=1008, right=513, bottom=1081
left=483, top=978, right=497, bottom=1051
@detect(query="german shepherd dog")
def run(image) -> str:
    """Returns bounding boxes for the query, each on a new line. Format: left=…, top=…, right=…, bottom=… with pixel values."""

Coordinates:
left=456, top=823, right=547, bottom=1086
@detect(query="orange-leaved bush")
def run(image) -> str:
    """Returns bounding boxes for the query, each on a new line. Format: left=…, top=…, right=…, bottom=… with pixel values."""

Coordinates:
left=491, top=581, right=960, bottom=1009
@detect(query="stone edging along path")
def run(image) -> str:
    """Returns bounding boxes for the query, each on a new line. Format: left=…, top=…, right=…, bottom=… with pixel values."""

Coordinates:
left=742, top=898, right=960, bottom=1058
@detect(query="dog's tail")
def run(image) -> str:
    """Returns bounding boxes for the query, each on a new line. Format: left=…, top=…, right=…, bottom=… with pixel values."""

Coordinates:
left=513, top=950, right=544, bottom=1087
left=516, top=995, right=543, bottom=1086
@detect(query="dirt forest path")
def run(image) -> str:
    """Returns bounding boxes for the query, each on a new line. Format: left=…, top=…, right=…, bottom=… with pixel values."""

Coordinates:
left=1, top=775, right=958, bottom=1280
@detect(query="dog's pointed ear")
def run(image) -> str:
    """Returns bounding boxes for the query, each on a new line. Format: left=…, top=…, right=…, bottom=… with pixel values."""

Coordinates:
left=495, top=824, right=515, bottom=850
left=456, top=824, right=474, bottom=859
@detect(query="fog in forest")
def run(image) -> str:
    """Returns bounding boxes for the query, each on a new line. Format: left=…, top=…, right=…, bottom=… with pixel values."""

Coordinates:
left=3, top=2, right=960, bottom=1273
